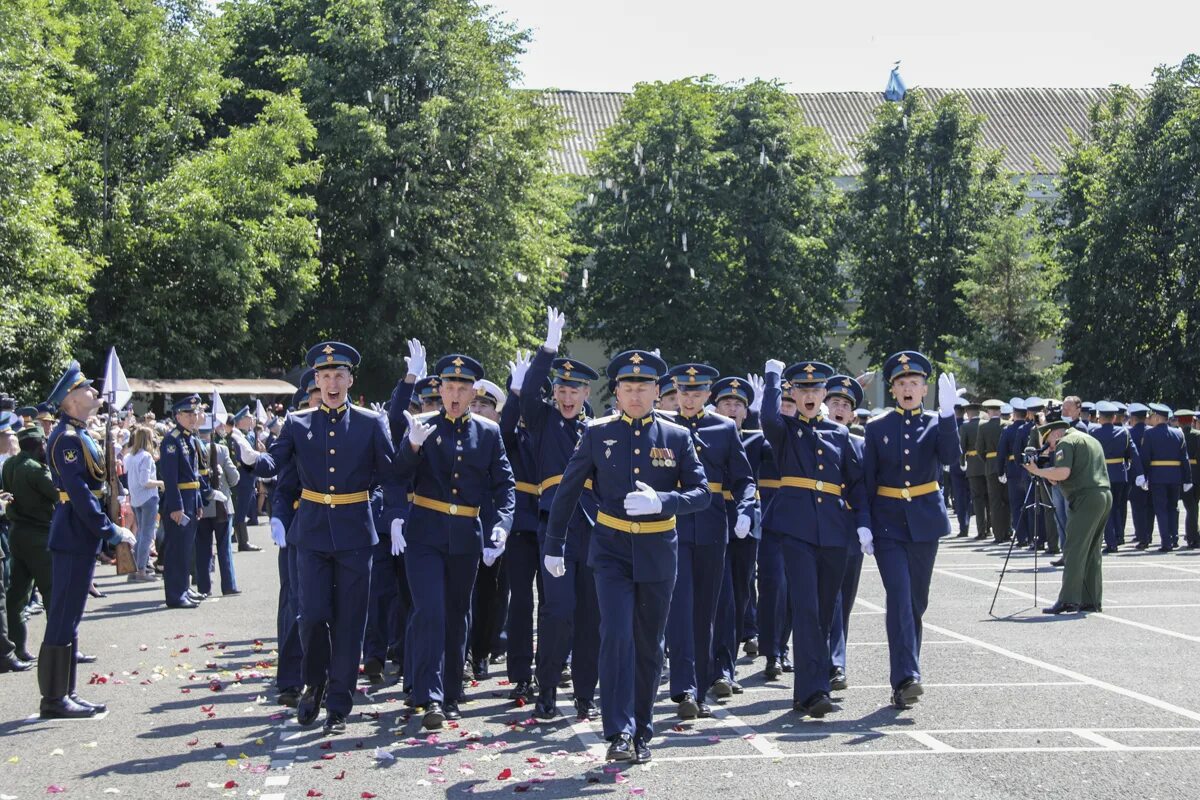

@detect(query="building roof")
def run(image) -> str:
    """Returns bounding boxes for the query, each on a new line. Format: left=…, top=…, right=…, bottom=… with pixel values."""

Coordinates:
left=539, top=88, right=1125, bottom=176
left=127, top=378, right=298, bottom=396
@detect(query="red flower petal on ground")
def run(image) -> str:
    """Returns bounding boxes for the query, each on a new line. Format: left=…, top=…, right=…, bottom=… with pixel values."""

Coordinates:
left=306, top=791, right=323, bottom=798
left=223, top=780, right=238, bottom=789
left=497, top=768, right=513, bottom=780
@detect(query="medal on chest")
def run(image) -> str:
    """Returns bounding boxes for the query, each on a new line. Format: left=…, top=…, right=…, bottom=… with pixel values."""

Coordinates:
left=603, top=439, right=616, bottom=460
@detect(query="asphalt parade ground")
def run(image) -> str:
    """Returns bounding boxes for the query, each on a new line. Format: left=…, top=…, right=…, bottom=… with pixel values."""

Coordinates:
left=2, top=519, right=1198, bottom=799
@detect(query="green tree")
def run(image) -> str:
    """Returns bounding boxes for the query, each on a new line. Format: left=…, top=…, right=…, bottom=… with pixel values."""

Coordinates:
left=844, top=91, right=1021, bottom=368
left=0, top=0, right=97, bottom=399
left=946, top=212, right=1064, bottom=397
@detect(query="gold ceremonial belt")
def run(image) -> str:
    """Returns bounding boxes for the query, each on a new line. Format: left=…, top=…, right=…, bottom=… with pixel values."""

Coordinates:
left=411, top=494, right=479, bottom=517
left=779, top=476, right=843, bottom=497
left=596, top=512, right=676, bottom=534
left=985, top=452, right=998, bottom=458
left=300, top=488, right=371, bottom=507
left=1105, top=458, right=1125, bottom=465
left=877, top=481, right=940, bottom=501
left=758, top=479, right=782, bottom=490
left=1149, top=460, right=1182, bottom=467
left=1007, top=455, right=1016, bottom=461
left=965, top=450, right=978, bottom=456
left=538, top=474, right=593, bottom=492
left=57, top=490, right=104, bottom=503
left=177, top=481, right=201, bottom=490
left=515, top=481, right=541, bottom=496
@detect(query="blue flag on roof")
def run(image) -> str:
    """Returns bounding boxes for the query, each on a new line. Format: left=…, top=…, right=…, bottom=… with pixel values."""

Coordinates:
left=885, top=64, right=907, bottom=102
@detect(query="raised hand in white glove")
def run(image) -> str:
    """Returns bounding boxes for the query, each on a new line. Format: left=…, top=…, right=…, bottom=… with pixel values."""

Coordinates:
left=390, top=518, right=406, bottom=556
left=543, top=555, right=566, bottom=578
left=937, top=372, right=958, bottom=417
left=998, top=474, right=1007, bottom=485
left=483, top=547, right=504, bottom=567
left=746, top=374, right=765, bottom=413
left=857, top=527, right=875, bottom=556
left=270, top=518, right=287, bottom=548
left=403, top=410, right=435, bottom=449
left=490, top=525, right=508, bottom=548
left=765, top=359, right=785, bottom=377
left=1186, top=483, right=1195, bottom=493
left=544, top=306, right=566, bottom=351
left=624, top=480, right=663, bottom=516
left=1136, top=475, right=1149, bottom=491
left=704, top=403, right=717, bottom=416
left=371, top=401, right=386, bottom=414
left=507, top=349, right=532, bottom=394
left=211, top=489, right=228, bottom=505
left=734, top=514, right=752, bottom=538
left=405, top=338, right=427, bottom=381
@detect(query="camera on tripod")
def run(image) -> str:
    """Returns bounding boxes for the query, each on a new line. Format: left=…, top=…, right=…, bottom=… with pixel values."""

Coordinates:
left=1019, top=445, right=1052, bottom=468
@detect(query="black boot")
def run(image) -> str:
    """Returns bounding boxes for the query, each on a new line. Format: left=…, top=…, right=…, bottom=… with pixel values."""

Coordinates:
left=69, top=640, right=107, bottom=713
left=39, top=645, right=95, bottom=719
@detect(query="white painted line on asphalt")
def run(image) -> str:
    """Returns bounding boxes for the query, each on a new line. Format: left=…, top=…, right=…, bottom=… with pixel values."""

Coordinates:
left=847, top=640, right=968, bottom=646
left=708, top=705, right=785, bottom=757
left=568, top=718, right=608, bottom=760
left=905, top=731, right=955, bottom=752
left=651, top=744, right=1200, bottom=762
left=738, top=681, right=1087, bottom=693
left=1070, top=729, right=1131, bottom=750
left=936, top=568, right=1200, bottom=644
left=1102, top=603, right=1200, bottom=609
left=1005, top=578, right=1200, bottom=584
left=1154, top=563, right=1200, bottom=576
left=855, top=597, right=1200, bottom=723
left=934, top=562, right=1197, bottom=571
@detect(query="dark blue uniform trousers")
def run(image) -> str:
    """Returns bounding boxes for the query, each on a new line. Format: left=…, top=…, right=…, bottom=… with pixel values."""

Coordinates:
left=1006, top=475, right=1032, bottom=545
left=1131, top=486, right=1153, bottom=546
left=275, top=546, right=304, bottom=690
left=592, top=553, right=674, bottom=742
left=365, top=549, right=407, bottom=666
left=235, top=469, right=257, bottom=527
left=1151, top=483, right=1182, bottom=548
left=503, top=530, right=541, bottom=684
left=666, top=540, right=725, bottom=700
left=295, top=545, right=373, bottom=716
left=404, top=540, right=478, bottom=707
left=829, top=547, right=864, bottom=673
left=712, top=536, right=756, bottom=682
left=43, top=552, right=96, bottom=647
left=874, top=537, right=938, bottom=690
left=950, top=473, right=972, bottom=535
left=536, top=557, right=600, bottom=704
left=756, top=530, right=791, bottom=661
left=1105, top=483, right=1129, bottom=550
left=470, top=556, right=509, bottom=664
left=161, top=515, right=198, bottom=606
left=194, top=515, right=237, bottom=595
left=778, top=534, right=846, bottom=702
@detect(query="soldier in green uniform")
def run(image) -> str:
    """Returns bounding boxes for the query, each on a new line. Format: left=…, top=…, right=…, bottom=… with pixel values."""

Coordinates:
left=2, top=424, right=56, bottom=665
left=1024, top=416, right=1112, bottom=614
left=960, top=402, right=988, bottom=539
left=975, top=400, right=1011, bottom=542
left=1176, top=411, right=1200, bottom=549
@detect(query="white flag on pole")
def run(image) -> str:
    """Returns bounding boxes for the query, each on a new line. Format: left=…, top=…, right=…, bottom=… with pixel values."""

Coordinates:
left=102, top=347, right=132, bottom=411
left=210, top=388, right=229, bottom=430
left=254, top=399, right=269, bottom=425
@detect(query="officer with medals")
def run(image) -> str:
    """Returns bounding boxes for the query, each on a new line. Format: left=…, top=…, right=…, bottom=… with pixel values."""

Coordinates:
left=1089, top=401, right=1142, bottom=553
left=256, top=342, right=395, bottom=734
left=160, top=394, right=216, bottom=608
left=1138, top=403, right=1192, bottom=552
left=821, top=373, right=866, bottom=692
left=38, top=361, right=136, bottom=718
left=760, top=359, right=869, bottom=717
left=545, top=350, right=710, bottom=764
left=390, top=345, right=515, bottom=730
left=862, top=352, right=961, bottom=709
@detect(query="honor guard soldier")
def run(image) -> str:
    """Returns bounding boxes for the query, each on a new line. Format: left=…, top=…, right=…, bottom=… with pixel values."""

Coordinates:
left=160, top=394, right=215, bottom=609
left=545, top=350, right=710, bottom=764
left=1090, top=401, right=1142, bottom=553
left=39, top=361, right=136, bottom=718
left=862, top=352, right=961, bottom=709
left=256, top=342, right=395, bottom=734
left=520, top=309, right=602, bottom=721
left=664, top=363, right=755, bottom=715
left=821, top=373, right=867, bottom=692
left=960, top=401, right=988, bottom=539
left=976, top=399, right=1011, bottom=542
left=1176, top=410, right=1200, bottom=549
left=390, top=344, right=515, bottom=730
left=1126, top=404, right=1154, bottom=549
left=1139, top=403, right=1192, bottom=552
left=996, top=398, right=1032, bottom=545
left=760, top=360, right=869, bottom=717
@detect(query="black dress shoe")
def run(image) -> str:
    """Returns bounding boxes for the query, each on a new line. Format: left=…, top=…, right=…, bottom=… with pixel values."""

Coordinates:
left=606, top=733, right=633, bottom=762
left=955, top=531, right=969, bottom=538
left=574, top=699, right=600, bottom=721
left=710, top=678, right=733, bottom=698
left=507, top=680, right=536, bottom=701
left=794, top=692, right=834, bottom=718
left=892, top=677, right=924, bottom=709
left=1080, top=604, right=1103, bottom=613
left=364, top=657, right=385, bottom=685
left=780, top=655, right=793, bottom=673
left=674, top=692, right=699, bottom=719
left=278, top=687, right=302, bottom=707
left=1042, top=602, right=1081, bottom=615
left=830, top=666, right=848, bottom=692
left=167, top=599, right=200, bottom=609
left=742, top=637, right=759, bottom=657
left=1103, top=546, right=1117, bottom=554
left=974, top=532, right=990, bottom=541
left=74, top=651, right=97, bottom=665
left=297, top=684, right=326, bottom=726
left=0, top=653, right=33, bottom=673
left=532, top=700, right=559, bottom=720
left=471, top=660, right=488, bottom=678
left=323, top=712, right=346, bottom=735
left=730, top=681, right=743, bottom=694
left=1134, top=542, right=1148, bottom=551
left=186, top=590, right=207, bottom=601
left=15, top=649, right=35, bottom=663
left=444, top=702, right=462, bottom=721
left=422, top=702, right=445, bottom=730
left=697, top=702, right=713, bottom=718
left=764, top=658, right=782, bottom=681
left=238, top=544, right=263, bottom=552
left=1049, top=558, right=1065, bottom=567
left=1158, top=545, right=1176, bottom=553
left=633, top=738, right=652, bottom=764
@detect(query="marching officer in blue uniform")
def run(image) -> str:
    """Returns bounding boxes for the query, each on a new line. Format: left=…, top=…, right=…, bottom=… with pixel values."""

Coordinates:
left=996, top=398, right=1032, bottom=546
left=389, top=342, right=515, bottom=730
left=947, top=398, right=973, bottom=537
left=545, top=350, right=710, bottom=764
left=160, top=394, right=214, bottom=608
left=1138, top=403, right=1192, bottom=552
left=39, top=361, right=135, bottom=718
left=1090, top=401, right=1141, bottom=553
left=862, top=351, right=961, bottom=709
left=760, top=360, right=869, bottom=716
left=256, top=342, right=395, bottom=734
left=519, top=308, right=602, bottom=720
left=664, top=362, right=754, bottom=716
left=1126, top=404, right=1154, bottom=549
left=228, top=405, right=264, bottom=551
left=757, top=381, right=796, bottom=680
left=821, top=373, right=866, bottom=692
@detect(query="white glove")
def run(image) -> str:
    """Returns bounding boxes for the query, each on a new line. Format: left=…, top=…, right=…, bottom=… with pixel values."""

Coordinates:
left=937, top=372, right=958, bottom=417
left=543, top=555, right=566, bottom=578
left=482, top=547, right=503, bottom=567
left=1186, top=483, right=1194, bottom=493
left=507, top=349, right=532, bottom=394
left=624, top=480, right=663, bottom=516
left=765, top=359, right=785, bottom=377
left=746, top=374, right=765, bottom=413
left=390, top=518, right=406, bottom=555
left=857, top=527, right=874, bottom=556
left=405, top=338, right=426, bottom=380
left=1136, top=475, right=1148, bottom=491
left=112, top=525, right=136, bottom=547
left=490, top=525, right=508, bottom=548
left=734, top=514, right=752, bottom=538
left=704, top=403, right=717, bottom=415
left=403, top=410, right=435, bottom=448
left=998, top=474, right=1007, bottom=484
left=270, top=518, right=287, bottom=548
left=371, top=401, right=386, bottom=414
left=211, top=490, right=228, bottom=505
left=544, top=306, right=566, bottom=351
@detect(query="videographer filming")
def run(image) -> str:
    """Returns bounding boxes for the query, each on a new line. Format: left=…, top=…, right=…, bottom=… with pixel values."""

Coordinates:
left=1023, top=414, right=1112, bottom=615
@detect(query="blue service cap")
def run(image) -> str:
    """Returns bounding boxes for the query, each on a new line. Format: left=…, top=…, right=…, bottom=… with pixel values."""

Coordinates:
left=711, top=377, right=754, bottom=407
left=1081, top=401, right=1096, bottom=412
left=1127, top=403, right=1149, bottom=416
left=607, top=350, right=668, bottom=383
left=670, top=363, right=719, bottom=391
left=1149, top=402, right=1172, bottom=416
left=1095, top=401, right=1119, bottom=415
left=882, top=351, right=932, bottom=383
left=299, top=368, right=317, bottom=394
left=783, top=361, right=834, bottom=386
left=824, top=374, right=864, bottom=407
left=0, top=412, right=15, bottom=433
left=171, top=394, right=203, bottom=414
left=855, top=408, right=872, bottom=419
left=289, top=389, right=306, bottom=409
left=657, top=374, right=676, bottom=395
left=414, top=376, right=442, bottom=400
left=1114, top=402, right=1128, bottom=413
left=435, top=354, right=484, bottom=383
left=36, top=402, right=55, bottom=420
left=46, top=360, right=93, bottom=406
left=232, top=405, right=251, bottom=423
left=306, top=341, right=360, bottom=370
left=551, top=358, right=598, bottom=386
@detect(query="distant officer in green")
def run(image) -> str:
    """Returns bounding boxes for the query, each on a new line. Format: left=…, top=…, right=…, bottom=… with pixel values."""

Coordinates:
left=1024, top=416, right=1112, bottom=614
left=959, top=402, right=987, bottom=539
left=975, top=400, right=1010, bottom=542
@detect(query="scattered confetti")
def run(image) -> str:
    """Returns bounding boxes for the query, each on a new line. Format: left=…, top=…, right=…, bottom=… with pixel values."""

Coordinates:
left=46, top=787, right=67, bottom=795
left=497, top=768, right=513, bottom=780
left=373, top=747, right=394, bottom=761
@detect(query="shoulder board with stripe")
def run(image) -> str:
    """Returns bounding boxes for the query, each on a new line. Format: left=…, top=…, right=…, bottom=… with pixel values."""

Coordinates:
left=349, top=403, right=380, bottom=419
left=290, top=406, right=319, bottom=416
left=866, top=408, right=894, bottom=424
left=587, top=413, right=620, bottom=427
left=415, top=410, right=440, bottom=422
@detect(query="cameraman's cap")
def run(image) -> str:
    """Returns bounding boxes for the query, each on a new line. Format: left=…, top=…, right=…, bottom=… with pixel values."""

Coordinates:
left=1149, top=402, right=1172, bottom=417
left=1008, top=397, right=1026, bottom=411
left=551, top=358, right=598, bottom=387
left=1095, top=401, right=1119, bottom=415
left=436, top=354, right=484, bottom=383
left=981, top=399, right=1003, bottom=410
left=784, top=361, right=834, bottom=386
left=1025, top=397, right=1046, bottom=411
left=307, top=341, right=360, bottom=370
left=824, top=374, right=863, bottom=407
left=882, top=351, right=931, bottom=383
left=671, top=363, right=719, bottom=391
left=1038, top=417, right=1071, bottom=436
left=607, top=350, right=667, bottom=383
left=1127, top=402, right=1149, bottom=417
left=16, top=423, right=44, bottom=443
left=711, top=377, right=754, bottom=408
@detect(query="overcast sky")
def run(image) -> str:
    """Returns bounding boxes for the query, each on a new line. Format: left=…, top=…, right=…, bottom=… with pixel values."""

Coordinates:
left=486, top=0, right=1198, bottom=92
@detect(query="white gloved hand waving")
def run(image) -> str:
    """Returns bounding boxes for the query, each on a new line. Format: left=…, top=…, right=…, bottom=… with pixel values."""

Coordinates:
left=405, top=338, right=427, bottom=381
left=544, top=306, right=566, bottom=351
left=390, top=518, right=406, bottom=556
left=624, top=481, right=663, bottom=516
left=746, top=374, right=765, bottom=413
left=765, top=359, right=785, bottom=377
left=507, top=349, right=533, bottom=394
left=937, top=372, right=958, bottom=417
left=403, top=410, right=435, bottom=448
